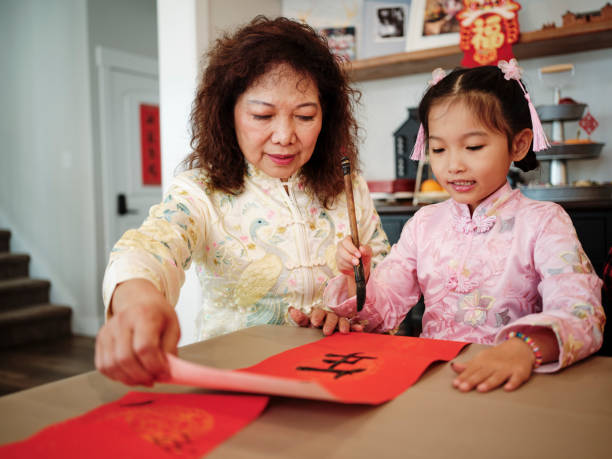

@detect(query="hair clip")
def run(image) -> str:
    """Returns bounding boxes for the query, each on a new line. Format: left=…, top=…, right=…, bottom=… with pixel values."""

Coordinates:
left=410, top=68, right=447, bottom=161
left=429, top=67, right=447, bottom=86
left=498, top=59, right=550, bottom=152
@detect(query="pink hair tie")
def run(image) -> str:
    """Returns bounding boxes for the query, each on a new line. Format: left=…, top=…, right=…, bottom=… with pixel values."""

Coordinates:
left=498, top=59, right=550, bottom=152
left=410, top=68, right=447, bottom=161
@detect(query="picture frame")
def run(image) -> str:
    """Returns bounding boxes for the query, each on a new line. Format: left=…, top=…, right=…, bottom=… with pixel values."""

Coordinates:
left=318, top=26, right=357, bottom=61
left=360, top=0, right=412, bottom=59
left=406, top=0, right=462, bottom=51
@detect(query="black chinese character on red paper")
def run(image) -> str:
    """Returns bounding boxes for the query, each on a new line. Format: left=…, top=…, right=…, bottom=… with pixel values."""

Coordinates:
left=296, top=352, right=376, bottom=379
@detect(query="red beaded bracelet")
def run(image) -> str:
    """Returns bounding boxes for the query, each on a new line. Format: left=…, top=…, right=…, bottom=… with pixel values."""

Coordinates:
left=508, top=331, right=543, bottom=368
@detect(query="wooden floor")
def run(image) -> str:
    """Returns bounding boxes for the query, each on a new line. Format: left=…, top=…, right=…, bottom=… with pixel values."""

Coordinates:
left=0, top=335, right=96, bottom=396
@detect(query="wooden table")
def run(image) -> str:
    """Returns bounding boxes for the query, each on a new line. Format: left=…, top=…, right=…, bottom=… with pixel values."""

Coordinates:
left=1, top=325, right=611, bottom=458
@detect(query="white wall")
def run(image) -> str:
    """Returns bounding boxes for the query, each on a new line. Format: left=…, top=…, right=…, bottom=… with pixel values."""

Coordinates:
left=0, top=0, right=99, bottom=334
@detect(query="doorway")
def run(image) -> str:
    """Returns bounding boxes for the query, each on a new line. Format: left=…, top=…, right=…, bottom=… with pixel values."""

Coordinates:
left=96, top=47, right=161, bottom=256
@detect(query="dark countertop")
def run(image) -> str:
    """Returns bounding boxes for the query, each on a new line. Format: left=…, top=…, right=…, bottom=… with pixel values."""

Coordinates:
left=376, top=199, right=612, bottom=214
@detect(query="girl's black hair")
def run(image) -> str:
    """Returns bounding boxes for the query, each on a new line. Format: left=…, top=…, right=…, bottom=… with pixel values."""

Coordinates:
left=417, top=66, right=539, bottom=172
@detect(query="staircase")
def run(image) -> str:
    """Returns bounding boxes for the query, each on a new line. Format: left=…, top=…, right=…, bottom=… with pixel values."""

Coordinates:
left=0, top=229, right=72, bottom=349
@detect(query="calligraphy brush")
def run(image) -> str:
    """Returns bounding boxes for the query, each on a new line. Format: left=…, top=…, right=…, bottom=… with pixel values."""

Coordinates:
left=341, top=156, right=366, bottom=312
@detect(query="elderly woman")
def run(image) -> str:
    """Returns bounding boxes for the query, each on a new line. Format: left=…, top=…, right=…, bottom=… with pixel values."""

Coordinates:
left=95, top=16, right=390, bottom=386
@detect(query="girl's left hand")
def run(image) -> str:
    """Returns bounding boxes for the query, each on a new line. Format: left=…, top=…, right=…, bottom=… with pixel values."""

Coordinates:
left=450, top=337, right=536, bottom=392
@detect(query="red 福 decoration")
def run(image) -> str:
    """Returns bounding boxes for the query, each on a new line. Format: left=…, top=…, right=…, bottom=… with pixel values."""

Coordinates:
left=458, top=0, right=522, bottom=67
left=139, top=104, right=162, bottom=186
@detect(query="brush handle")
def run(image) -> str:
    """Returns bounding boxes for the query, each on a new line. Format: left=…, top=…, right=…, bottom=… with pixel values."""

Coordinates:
left=341, top=157, right=365, bottom=311
left=341, top=157, right=360, bottom=248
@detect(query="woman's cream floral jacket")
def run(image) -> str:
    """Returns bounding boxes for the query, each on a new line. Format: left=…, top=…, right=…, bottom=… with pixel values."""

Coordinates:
left=103, top=165, right=390, bottom=340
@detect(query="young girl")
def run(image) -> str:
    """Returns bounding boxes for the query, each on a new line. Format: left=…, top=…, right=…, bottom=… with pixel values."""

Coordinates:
left=325, top=60, right=605, bottom=392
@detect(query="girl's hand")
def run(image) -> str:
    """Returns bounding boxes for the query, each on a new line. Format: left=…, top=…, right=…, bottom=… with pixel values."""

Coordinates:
left=336, top=236, right=372, bottom=277
left=288, top=306, right=364, bottom=336
left=336, top=236, right=373, bottom=297
left=95, top=279, right=180, bottom=386
left=450, top=337, right=536, bottom=392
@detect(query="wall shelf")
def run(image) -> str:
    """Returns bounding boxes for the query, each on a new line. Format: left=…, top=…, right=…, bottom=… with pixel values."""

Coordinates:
left=346, top=20, right=612, bottom=82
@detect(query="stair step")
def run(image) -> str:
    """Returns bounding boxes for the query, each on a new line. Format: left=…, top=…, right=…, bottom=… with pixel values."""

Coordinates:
left=0, top=253, right=30, bottom=280
left=0, top=278, right=50, bottom=311
left=0, top=303, right=72, bottom=348
left=0, top=230, right=9, bottom=253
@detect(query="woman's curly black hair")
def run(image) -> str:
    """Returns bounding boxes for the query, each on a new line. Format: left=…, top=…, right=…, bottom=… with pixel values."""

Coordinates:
left=183, top=16, right=361, bottom=208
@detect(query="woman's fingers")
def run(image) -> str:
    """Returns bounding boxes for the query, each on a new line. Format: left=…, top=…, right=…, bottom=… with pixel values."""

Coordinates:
left=95, top=326, right=128, bottom=383
left=132, top=315, right=172, bottom=380
left=95, top=300, right=179, bottom=386
left=160, top=311, right=181, bottom=356
left=112, top=320, right=155, bottom=386
left=322, top=312, right=339, bottom=336
left=96, top=322, right=145, bottom=386
left=309, top=307, right=327, bottom=328
left=302, top=307, right=359, bottom=336
left=288, top=306, right=310, bottom=327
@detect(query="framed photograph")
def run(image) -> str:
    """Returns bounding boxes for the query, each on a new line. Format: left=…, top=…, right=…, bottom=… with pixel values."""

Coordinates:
left=319, top=26, right=357, bottom=61
left=406, top=0, right=462, bottom=51
left=361, top=0, right=411, bottom=59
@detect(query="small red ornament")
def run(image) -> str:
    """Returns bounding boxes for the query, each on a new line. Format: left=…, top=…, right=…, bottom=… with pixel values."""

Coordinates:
left=457, top=0, right=522, bottom=67
left=579, top=111, right=599, bottom=136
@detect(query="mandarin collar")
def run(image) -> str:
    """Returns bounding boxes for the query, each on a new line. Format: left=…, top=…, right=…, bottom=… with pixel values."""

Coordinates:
left=450, top=181, right=516, bottom=219
left=246, top=162, right=302, bottom=187
left=450, top=182, right=519, bottom=234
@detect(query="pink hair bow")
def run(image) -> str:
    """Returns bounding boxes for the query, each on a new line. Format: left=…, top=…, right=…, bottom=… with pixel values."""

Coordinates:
left=429, top=67, right=447, bottom=86
left=498, top=59, right=550, bottom=152
left=410, top=68, right=447, bottom=161
left=498, top=58, right=523, bottom=81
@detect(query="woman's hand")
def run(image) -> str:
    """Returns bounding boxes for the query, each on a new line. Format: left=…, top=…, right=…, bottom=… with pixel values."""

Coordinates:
left=288, top=306, right=364, bottom=336
left=95, top=279, right=180, bottom=386
left=336, top=236, right=372, bottom=297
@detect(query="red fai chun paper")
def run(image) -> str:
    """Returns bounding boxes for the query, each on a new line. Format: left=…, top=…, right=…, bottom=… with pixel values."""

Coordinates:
left=0, top=392, right=268, bottom=459
left=165, top=333, right=468, bottom=405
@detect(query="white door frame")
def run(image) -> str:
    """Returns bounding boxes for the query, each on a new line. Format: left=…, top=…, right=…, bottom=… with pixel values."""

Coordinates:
left=96, top=46, right=159, bottom=257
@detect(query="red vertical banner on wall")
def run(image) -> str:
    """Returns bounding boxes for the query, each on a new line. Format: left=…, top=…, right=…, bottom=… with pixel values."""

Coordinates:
left=139, top=104, right=162, bottom=186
